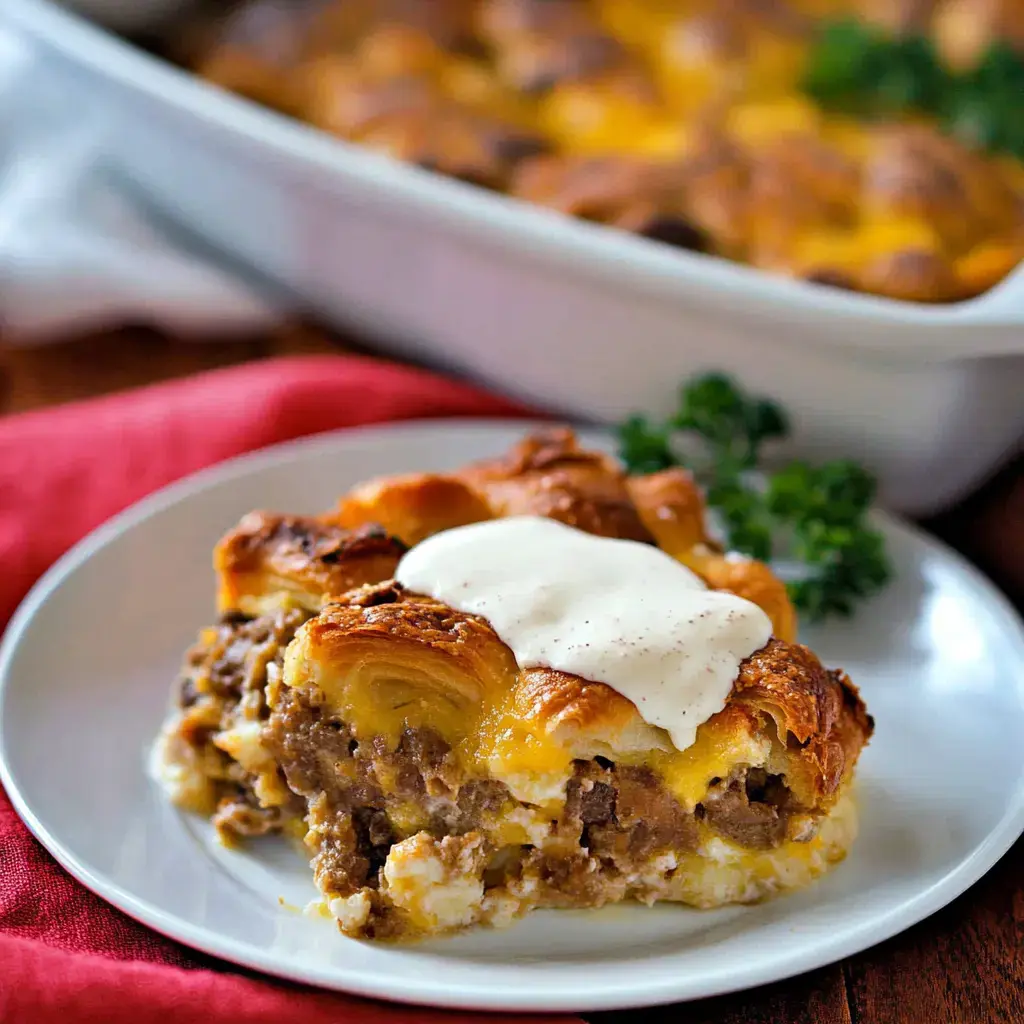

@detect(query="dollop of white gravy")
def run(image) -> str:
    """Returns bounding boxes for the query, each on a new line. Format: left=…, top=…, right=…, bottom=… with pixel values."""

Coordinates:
left=395, top=516, right=772, bottom=752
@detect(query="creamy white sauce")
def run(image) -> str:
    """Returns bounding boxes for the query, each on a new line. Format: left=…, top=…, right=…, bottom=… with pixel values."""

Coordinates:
left=395, top=516, right=772, bottom=752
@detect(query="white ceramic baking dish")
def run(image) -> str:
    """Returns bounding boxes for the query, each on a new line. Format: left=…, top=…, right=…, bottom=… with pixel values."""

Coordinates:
left=5, top=0, right=1024, bottom=515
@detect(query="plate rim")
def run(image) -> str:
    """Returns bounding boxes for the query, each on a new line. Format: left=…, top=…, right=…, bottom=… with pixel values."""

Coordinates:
left=2, top=417, right=1024, bottom=1013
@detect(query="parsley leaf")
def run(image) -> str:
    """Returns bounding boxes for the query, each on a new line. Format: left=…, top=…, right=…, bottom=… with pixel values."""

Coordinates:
left=802, top=19, right=1024, bottom=161
left=616, top=374, right=892, bottom=622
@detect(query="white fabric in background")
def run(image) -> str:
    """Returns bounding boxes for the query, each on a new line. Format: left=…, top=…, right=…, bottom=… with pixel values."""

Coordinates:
left=0, top=14, right=282, bottom=346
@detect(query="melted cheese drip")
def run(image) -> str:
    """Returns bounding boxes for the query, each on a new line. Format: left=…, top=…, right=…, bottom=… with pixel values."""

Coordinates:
left=396, top=516, right=772, bottom=753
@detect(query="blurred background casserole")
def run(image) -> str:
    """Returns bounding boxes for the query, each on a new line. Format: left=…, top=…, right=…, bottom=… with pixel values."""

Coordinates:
left=5, top=0, right=1024, bottom=517
left=174, top=0, right=1024, bottom=304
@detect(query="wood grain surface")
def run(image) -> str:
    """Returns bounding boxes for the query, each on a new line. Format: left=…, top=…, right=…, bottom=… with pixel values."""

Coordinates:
left=1, top=325, right=1021, bottom=1024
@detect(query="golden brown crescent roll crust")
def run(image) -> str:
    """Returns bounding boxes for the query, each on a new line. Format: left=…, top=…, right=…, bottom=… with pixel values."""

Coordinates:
left=333, top=475, right=493, bottom=550
left=625, top=466, right=708, bottom=557
left=333, top=427, right=653, bottom=545
left=215, top=511, right=407, bottom=616
left=290, top=582, right=520, bottom=746
left=457, top=428, right=655, bottom=542
left=333, top=428, right=797, bottom=640
left=733, top=640, right=872, bottom=808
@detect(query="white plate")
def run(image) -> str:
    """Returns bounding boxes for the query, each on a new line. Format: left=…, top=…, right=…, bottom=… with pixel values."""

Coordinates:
left=2, top=420, right=1023, bottom=1014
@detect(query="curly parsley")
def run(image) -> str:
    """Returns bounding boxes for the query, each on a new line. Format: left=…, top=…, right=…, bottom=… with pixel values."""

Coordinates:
left=616, top=373, right=892, bottom=622
left=802, top=18, right=1024, bottom=161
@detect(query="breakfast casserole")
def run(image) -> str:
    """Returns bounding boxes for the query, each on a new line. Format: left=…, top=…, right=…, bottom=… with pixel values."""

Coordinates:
left=175, top=0, right=1024, bottom=302
left=153, top=431, right=872, bottom=940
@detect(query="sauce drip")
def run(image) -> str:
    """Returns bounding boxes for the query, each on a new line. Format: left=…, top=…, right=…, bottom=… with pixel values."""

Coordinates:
left=395, top=516, right=773, bottom=753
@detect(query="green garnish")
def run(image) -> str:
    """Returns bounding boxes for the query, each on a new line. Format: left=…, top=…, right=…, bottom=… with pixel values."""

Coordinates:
left=801, top=19, right=1024, bottom=160
left=944, top=42, right=1024, bottom=159
left=802, top=19, right=947, bottom=117
left=617, top=373, right=892, bottom=622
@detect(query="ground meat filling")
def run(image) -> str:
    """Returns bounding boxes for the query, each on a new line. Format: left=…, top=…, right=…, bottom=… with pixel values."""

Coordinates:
left=565, top=761, right=699, bottom=867
left=213, top=785, right=296, bottom=838
left=178, top=608, right=306, bottom=709
left=265, top=686, right=388, bottom=894
left=264, top=686, right=502, bottom=896
left=264, top=689, right=384, bottom=807
left=700, top=767, right=802, bottom=849
left=264, top=686, right=812, bottom=932
left=565, top=760, right=807, bottom=858
left=170, top=607, right=311, bottom=837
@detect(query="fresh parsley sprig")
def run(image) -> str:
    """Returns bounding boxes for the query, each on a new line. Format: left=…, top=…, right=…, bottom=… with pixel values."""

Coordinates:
left=617, top=373, right=892, bottom=622
left=802, top=18, right=1024, bottom=161
left=945, top=42, right=1024, bottom=158
left=802, top=19, right=947, bottom=118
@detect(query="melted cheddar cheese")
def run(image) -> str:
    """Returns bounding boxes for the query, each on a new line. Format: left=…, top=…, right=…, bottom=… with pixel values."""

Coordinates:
left=311, top=659, right=774, bottom=819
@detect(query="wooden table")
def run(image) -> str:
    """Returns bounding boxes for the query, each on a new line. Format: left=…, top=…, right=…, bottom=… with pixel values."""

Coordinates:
left=2, top=327, right=1021, bottom=1024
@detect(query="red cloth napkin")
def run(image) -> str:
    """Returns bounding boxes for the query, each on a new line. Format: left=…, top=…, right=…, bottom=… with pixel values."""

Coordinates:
left=0, top=354, right=583, bottom=1024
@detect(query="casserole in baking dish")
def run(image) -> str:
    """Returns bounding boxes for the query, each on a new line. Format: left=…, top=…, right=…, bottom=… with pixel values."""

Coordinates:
left=182, top=0, right=1024, bottom=305
left=5, top=0, right=1024, bottom=516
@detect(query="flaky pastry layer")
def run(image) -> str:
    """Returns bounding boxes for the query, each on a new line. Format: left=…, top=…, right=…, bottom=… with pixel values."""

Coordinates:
left=215, top=512, right=406, bottom=617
